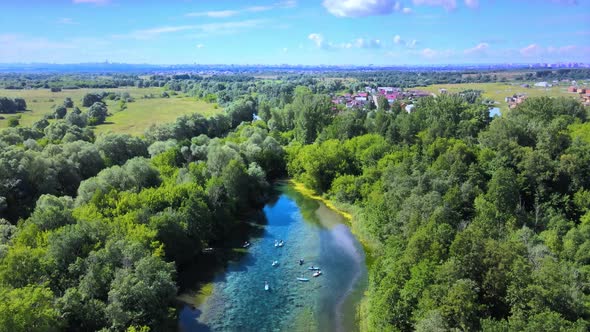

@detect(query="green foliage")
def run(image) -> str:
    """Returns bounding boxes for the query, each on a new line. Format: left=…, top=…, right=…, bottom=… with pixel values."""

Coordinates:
left=27, top=194, right=75, bottom=231
left=87, top=102, right=108, bottom=124
left=7, top=116, right=19, bottom=127
left=225, top=97, right=256, bottom=127
left=14, top=98, right=27, bottom=111
left=292, top=86, right=335, bottom=143
left=1, top=73, right=589, bottom=332
left=286, top=94, right=590, bottom=331
left=0, top=97, right=17, bottom=114
left=82, top=93, right=103, bottom=107
left=377, top=95, right=390, bottom=111
left=54, top=105, right=67, bottom=119
left=63, top=97, right=74, bottom=108
left=0, top=285, right=63, bottom=332
left=106, top=256, right=176, bottom=330
left=96, top=133, right=148, bottom=166
left=65, top=110, right=88, bottom=127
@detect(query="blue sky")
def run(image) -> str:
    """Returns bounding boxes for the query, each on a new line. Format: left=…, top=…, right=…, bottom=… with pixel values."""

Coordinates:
left=0, top=0, right=589, bottom=65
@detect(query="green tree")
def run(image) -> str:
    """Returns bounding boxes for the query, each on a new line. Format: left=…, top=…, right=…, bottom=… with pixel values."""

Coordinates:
left=65, top=110, right=88, bottom=127
left=0, top=285, right=63, bottom=332
left=7, top=117, right=19, bottom=127
left=87, top=102, right=108, bottom=125
left=293, top=86, right=335, bottom=144
left=14, top=98, right=27, bottom=111
left=82, top=93, right=102, bottom=107
left=105, top=256, right=176, bottom=330
left=63, top=97, right=74, bottom=108
left=54, top=105, right=67, bottom=119
left=486, top=167, right=519, bottom=218
left=441, top=279, right=481, bottom=331
left=0, top=97, right=17, bottom=114
left=377, top=95, right=391, bottom=111
left=95, top=133, right=148, bottom=166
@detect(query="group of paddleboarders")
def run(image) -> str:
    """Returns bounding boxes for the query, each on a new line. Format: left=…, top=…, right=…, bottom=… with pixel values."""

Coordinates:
left=263, top=243, right=322, bottom=290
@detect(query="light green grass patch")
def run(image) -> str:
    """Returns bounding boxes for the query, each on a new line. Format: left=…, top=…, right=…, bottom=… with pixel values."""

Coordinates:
left=94, top=96, right=221, bottom=136
left=413, top=82, right=579, bottom=112
left=0, top=87, right=163, bottom=129
left=0, top=88, right=222, bottom=135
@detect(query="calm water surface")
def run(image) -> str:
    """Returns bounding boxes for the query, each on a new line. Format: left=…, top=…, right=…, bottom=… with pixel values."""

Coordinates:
left=179, top=183, right=368, bottom=332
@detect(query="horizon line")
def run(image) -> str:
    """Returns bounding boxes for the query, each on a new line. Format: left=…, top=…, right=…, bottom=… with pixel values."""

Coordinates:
left=0, top=62, right=588, bottom=68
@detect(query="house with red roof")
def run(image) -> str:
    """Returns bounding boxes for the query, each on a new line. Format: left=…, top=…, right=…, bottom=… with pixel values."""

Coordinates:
left=354, top=92, right=368, bottom=102
left=385, top=93, right=399, bottom=103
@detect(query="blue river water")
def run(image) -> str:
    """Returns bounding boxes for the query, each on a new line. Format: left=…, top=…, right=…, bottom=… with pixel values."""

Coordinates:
left=178, top=183, right=368, bottom=331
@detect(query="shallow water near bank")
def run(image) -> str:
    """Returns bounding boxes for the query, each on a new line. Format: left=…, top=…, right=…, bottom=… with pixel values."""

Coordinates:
left=178, top=183, right=368, bottom=332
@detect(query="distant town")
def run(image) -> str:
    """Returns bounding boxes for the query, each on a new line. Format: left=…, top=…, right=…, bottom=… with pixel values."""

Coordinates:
left=334, top=79, right=590, bottom=113
left=331, top=86, right=431, bottom=112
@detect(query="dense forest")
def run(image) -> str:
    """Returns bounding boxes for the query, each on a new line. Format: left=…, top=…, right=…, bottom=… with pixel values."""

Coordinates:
left=285, top=92, right=590, bottom=331
left=0, top=72, right=589, bottom=331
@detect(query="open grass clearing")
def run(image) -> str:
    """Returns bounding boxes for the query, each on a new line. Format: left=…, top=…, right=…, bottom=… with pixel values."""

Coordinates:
left=0, top=87, right=222, bottom=135
left=413, top=82, right=580, bottom=112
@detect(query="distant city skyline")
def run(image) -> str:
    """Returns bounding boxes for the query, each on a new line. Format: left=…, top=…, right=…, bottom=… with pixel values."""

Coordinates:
left=1, top=0, right=589, bottom=65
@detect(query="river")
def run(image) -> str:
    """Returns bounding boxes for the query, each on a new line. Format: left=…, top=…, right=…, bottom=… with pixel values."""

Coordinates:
left=178, top=182, right=368, bottom=331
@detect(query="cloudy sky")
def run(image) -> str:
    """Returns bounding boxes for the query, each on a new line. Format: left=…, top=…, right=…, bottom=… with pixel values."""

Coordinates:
left=0, top=0, right=589, bottom=65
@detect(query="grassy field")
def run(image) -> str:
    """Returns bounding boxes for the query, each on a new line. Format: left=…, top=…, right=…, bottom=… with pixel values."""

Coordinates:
left=0, top=87, right=222, bottom=134
left=413, top=82, right=580, bottom=112
left=95, top=96, right=220, bottom=136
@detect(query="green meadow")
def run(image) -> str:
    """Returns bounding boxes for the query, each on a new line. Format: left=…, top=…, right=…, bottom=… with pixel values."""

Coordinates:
left=0, top=87, right=222, bottom=135
left=413, top=82, right=580, bottom=112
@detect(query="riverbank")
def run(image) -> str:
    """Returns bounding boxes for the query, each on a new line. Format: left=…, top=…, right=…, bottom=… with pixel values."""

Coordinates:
left=288, top=180, right=378, bottom=332
left=289, top=180, right=378, bottom=257
left=290, top=180, right=354, bottom=221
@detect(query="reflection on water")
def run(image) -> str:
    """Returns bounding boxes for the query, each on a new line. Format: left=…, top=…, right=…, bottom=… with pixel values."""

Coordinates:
left=179, top=183, right=368, bottom=332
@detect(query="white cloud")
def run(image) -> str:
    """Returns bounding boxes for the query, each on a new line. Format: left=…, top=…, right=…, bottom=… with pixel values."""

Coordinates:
left=115, top=20, right=265, bottom=40
left=187, top=1, right=297, bottom=18
left=121, top=25, right=196, bottom=39
left=72, top=0, right=109, bottom=4
left=282, top=47, right=288, bottom=53
left=58, top=18, right=78, bottom=25
left=354, top=38, right=382, bottom=48
left=323, top=0, right=403, bottom=17
left=464, top=42, right=488, bottom=54
left=308, top=33, right=326, bottom=48
left=519, top=44, right=589, bottom=58
left=520, top=44, right=541, bottom=56
left=197, top=20, right=266, bottom=34
left=393, top=35, right=417, bottom=48
left=412, top=0, right=457, bottom=10
left=464, top=0, right=479, bottom=8
left=196, top=44, right=205, bottom=49
left=309, top=33, right=382, bottom=50
left=420, top=47, right=454, bottom=58
left=279, top=0, right=297, bottom=7
left=247, top=6, right=274, bottom=12
left=186, top=10, right=239, bottom=18
left=402, top=7, right=413, bottom=13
